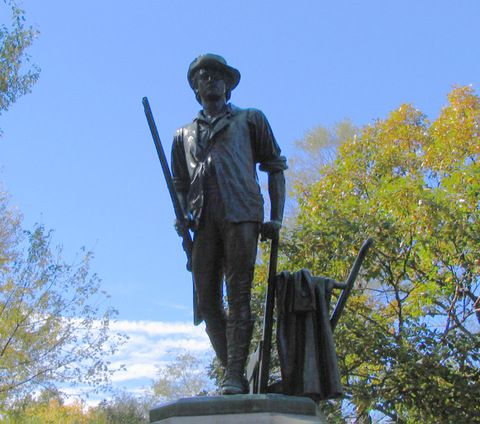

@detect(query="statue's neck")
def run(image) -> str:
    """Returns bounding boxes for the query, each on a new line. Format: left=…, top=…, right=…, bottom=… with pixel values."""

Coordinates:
left=202, top=99, right=227, bottom=121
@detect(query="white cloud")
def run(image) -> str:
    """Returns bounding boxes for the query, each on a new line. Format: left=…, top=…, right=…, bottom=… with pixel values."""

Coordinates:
left=107, top=319, right=212, bottom=387
left=111, top=320, right=206, bottom=337
left=58, top=318, right=213, bottom=406
left=110, top=363, right=158, bottom=383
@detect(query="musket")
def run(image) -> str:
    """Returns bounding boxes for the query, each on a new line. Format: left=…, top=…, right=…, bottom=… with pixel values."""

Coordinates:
left=330, top=237, right=373, bottom=330
left=142, top=97, right=201, bottom=325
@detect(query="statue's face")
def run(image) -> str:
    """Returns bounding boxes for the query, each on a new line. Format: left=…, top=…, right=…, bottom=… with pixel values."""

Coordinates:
left=194, top=67, right=227, bottom=103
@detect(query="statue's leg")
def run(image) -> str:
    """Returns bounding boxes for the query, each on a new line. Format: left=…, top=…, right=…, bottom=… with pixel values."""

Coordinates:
left=221, top=222, right=259, bottom=395
left=192, top=199, right=227, bottom=367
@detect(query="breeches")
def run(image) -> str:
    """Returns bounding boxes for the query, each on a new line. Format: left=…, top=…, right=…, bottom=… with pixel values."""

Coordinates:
left=192, top=189, right=259, bottom=324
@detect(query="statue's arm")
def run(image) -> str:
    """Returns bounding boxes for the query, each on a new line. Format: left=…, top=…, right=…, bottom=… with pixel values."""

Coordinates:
left=268, top=170, right=285, bottom=224
left=171, top=131, right=191, bottom=229
left=248, top=109, right=287, bottom=240
left=261, top=170, right=285, bottom=240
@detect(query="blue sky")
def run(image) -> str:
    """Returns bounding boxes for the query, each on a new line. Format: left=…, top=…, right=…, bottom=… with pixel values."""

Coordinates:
left=1, top=0, right=479, bottom=400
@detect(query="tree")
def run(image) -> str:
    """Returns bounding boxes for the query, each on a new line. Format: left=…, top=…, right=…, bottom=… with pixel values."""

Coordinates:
left=288, top=119, right=357, bottom=187
left=0, top=190, right=125, bottom=413
left=6, top=389, right=151, bottom=423
left=153, top=351, right=211, bottom=401
left=276, top=86, right=479, bottom=422
left=0, top=0, right=39, bottom=118
left=89, top=393, right=150, bottom=424
left=6, top=391, right=89, bottom=424
left=0, top=1, right=128, bottom=415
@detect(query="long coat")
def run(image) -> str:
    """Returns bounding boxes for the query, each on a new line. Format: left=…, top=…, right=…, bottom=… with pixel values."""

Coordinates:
left=276, top=269, right=343, bottom=400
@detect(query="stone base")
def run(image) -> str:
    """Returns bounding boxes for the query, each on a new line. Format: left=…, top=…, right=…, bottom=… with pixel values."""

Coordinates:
left=150, top=394, right=326, bottom=423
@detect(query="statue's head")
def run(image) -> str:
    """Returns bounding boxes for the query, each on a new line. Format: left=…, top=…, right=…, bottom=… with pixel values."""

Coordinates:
left=188, top=54, right=240, bottom=105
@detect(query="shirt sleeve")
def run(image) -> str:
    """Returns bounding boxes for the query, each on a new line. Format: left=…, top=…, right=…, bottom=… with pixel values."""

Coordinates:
left=171, top=129, right=191, bottom=194
left=248, top=109, right=288, bottom=173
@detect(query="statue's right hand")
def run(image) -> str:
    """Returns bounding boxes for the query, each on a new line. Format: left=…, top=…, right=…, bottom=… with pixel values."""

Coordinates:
left=174, top=219, right=183, bottom=237
left=174, top=215, right=193, bottom=236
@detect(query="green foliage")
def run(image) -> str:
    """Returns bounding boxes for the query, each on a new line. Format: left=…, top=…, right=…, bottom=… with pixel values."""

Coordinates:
left=5, top=395, right=89, bottom=423
left=253, top=87, right=479, bottom=422
left=0, top=190, right=125, bottom=413
left=4, top=390, right=150, bottom=423
left=0, top=0, right=39, bottom=117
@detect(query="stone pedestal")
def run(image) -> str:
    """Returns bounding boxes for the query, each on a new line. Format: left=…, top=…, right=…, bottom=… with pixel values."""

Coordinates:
left=150, top=394, right=326, bottom=423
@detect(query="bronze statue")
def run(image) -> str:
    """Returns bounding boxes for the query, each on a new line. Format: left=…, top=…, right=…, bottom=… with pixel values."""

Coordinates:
left=143, top=58, right=374, bottom=401
left=170, top=54, right=287, bottom=395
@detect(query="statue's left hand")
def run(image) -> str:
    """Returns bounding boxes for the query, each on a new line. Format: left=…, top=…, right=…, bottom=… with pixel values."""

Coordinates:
left=260, top=220, right=282, bottom=241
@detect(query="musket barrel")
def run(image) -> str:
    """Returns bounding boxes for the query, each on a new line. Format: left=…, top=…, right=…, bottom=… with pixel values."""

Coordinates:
left=142, top=97, right=200, bottom=324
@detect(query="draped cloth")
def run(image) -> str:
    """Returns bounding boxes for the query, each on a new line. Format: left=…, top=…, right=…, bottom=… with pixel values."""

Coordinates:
left=275, top=269, right=343, bottom=400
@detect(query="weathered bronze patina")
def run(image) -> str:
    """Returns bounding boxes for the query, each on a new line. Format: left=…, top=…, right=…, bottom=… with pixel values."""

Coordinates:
left=171, top=54, right=287, bottom=395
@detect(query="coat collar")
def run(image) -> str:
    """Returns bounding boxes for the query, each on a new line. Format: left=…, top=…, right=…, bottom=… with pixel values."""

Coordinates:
left=194, top=103, right=238, bottom=142
left=194, top=103, right=236, bottom=123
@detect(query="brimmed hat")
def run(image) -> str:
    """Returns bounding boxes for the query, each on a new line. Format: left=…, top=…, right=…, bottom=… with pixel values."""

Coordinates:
left=187, top=53, right=241, bottom=90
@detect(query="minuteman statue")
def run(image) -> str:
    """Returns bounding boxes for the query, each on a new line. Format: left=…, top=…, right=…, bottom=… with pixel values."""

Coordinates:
left=171, top=54, right=287, bottom=395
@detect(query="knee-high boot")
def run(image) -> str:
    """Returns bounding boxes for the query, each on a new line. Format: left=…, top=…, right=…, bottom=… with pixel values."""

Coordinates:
left=205, top=318, right=228, bottom=368
left=221, top=319, right=254, bottom=395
